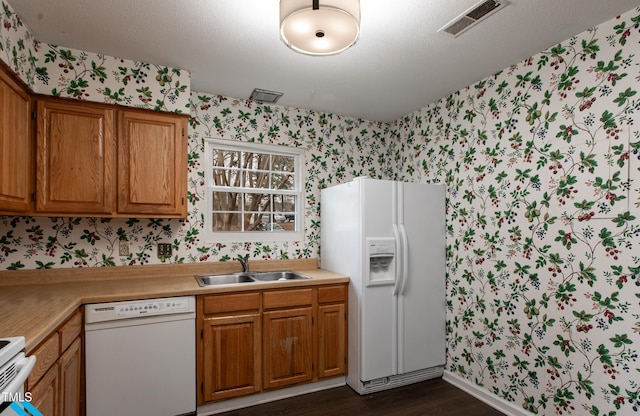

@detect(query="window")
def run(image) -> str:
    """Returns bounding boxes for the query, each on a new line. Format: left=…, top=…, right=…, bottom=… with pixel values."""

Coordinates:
left=204, top=139, right=304, bottom=241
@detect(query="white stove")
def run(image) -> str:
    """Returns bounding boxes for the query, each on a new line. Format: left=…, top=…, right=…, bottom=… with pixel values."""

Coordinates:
left=0, top=337, right=36, bottom=415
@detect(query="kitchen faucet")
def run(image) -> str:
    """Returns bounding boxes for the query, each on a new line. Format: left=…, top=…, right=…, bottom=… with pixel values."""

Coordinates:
left=237, top=254, right=250, bottom=273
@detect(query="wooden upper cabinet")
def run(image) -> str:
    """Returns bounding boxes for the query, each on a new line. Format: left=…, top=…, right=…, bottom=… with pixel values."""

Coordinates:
left=32, top=98, right=188, bottom=218
left=117, top=110, right=187, bottom=217
left=0, top=66, right=32, bottom=213
left=35, top=99, right=115, bottom=214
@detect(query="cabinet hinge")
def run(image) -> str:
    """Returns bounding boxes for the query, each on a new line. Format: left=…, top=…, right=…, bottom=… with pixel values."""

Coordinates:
left=182, top=127, right=185, bottom=137
left=31, top=192, right=36, bottom=201
left=182, top=197, right=185, bottom=206
left=31, top=110, right=36, bottom=120
left=200, top=329, right=203, bottom=339
left=201, top=382, right=204, bottom=393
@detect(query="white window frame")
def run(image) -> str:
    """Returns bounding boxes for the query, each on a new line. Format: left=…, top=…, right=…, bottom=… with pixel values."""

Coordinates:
left=203, top=138, right=304, bottom=242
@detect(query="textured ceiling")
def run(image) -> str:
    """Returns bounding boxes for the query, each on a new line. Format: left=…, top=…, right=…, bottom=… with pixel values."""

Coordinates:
left=8, top=0, right=640, bottom=122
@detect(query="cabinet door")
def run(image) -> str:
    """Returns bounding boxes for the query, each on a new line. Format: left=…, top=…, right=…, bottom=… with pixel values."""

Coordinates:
left=0, top=68, right=31, bottom=213
left=30, top=364, right=59, bottom=416
left=36, top=100, right=115, bottom=214
left=202, top=314, right=261, bottom=402
left=58, top=337, right=82, bottom=416
left=318, top=303, right=346, bottom=378
left=117, top=110, right=187, bottom=217
left=263, top=307, right=313, bottom=389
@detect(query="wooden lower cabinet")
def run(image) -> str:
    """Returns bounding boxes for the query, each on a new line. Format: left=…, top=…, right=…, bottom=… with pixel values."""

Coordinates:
left=30, top=364, right=59, bottom=416
left=202, top=314, right=261, bottom=402
left=27, top=310, right=83, bottom=416
left=197, top=283, right=348, bottom=405
left=263, top=307, right=313, bottom=389
left=58, top=337, right=82, bottom=416
left=317, top=303, right=347, bottom=378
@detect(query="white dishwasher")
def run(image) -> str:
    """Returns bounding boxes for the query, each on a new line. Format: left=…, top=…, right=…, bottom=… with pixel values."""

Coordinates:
left=85, top=296, right=196, bottom=416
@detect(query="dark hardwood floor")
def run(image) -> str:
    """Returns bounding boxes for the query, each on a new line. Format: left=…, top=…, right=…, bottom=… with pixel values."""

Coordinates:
left=218, top=378, right=505, bottom=416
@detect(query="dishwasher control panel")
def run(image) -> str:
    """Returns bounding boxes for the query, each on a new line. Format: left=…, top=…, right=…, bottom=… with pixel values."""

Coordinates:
left=85, top=296, right=196, bottom=324
left=115, top=298, right=190, bottom=317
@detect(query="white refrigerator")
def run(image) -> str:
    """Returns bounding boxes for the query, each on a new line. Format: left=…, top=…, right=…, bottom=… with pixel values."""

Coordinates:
left=321, top=177, right=445, bottom=394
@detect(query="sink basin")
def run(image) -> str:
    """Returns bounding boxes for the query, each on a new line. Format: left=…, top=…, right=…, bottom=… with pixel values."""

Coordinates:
left=194, top=271, right=311, bottom=286
left=194, top=274, right=255, bottom=287
left=251, top=271, right=312, bottom=281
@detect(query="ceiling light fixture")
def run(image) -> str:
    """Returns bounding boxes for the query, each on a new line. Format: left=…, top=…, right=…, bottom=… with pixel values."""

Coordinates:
left=280, top=0, right=360, bottom=56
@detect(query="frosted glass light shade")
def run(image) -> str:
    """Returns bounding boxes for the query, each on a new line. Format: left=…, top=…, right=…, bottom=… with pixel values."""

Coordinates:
left=280, top=0, right=360, bottom=56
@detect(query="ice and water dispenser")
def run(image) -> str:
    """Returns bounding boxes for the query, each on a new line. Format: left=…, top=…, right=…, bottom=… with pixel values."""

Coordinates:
left=366, top=238, right=396, bottom=286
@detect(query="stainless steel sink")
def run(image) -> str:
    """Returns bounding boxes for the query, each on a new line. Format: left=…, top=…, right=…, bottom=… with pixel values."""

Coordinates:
left=194, top=271, right=311, bottom=287
left=251, top=271, right=312, bottom=281
left=194, top=273, right=256, bottom=287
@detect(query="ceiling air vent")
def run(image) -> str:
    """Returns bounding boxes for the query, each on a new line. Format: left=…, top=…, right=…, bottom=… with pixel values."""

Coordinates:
left=249, top=88, right=283, bottom=104
left=439, top=0, right=507, bottom=37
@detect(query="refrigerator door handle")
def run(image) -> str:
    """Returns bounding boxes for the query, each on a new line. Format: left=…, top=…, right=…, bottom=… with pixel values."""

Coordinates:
left=398, top=224, right=409, bottom=296
left=393, top=224, right=402, bottom=295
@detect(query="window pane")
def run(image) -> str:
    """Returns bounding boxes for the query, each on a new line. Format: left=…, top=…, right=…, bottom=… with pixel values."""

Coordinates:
left=212, top=149, right=240, bottom=168
left=272, top=155, right=295, bottom=172
left=213, top=191, right=240, bottom=212
left=212, top=212, right=241, bottom=231
left=271, top=173, right=294, bottom=190
left=244, top=152, right=269, bottom=171
left=243, top=193, right=270, bottom=212
left=245, top=212, right=263, bottom=231
left=271, top=194, right=292, bottom=212
left=212, top=168, right=239, bottom=187
left=247, top=170, right=269, bottom=189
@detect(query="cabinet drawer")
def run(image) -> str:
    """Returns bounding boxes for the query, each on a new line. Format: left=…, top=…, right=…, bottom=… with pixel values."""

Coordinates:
left=263, top=288, right=313, bottom=309
left=203, top=292, right=260, bottom=315
left=59, top=310, right=82, bottom=352
left=318, top=285, right=347, bottom=304
left=27, top=332, right=60, bottom=389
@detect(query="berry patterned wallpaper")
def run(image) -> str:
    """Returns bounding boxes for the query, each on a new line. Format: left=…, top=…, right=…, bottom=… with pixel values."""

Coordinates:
left=1, top=1, right=640, bottom=413
left=388, top=9, right=640, bottom=415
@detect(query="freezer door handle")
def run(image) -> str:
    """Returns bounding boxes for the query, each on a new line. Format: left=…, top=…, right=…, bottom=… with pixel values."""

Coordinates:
left=392, top=224, right=402, bottom=295
left=398, top=224, right=409, bottom=296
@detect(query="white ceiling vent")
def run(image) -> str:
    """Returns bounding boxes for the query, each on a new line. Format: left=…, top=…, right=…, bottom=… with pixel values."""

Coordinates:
left=439, top=0, right=507, bottom=37
left=249, top=88, right=283, bottom=104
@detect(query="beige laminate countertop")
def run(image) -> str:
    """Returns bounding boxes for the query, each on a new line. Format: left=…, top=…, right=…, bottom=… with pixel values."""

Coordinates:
left=0, top=259, right=349, bottom=353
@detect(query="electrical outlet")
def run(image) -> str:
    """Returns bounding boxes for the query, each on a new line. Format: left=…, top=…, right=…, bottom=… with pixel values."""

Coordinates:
left=118, top=241, right=130, bottom=256
left=157, top=243, right=172, bottom=258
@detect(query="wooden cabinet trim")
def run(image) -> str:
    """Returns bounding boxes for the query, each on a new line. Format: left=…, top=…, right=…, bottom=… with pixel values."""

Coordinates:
left=317, top=285, right=346, bottom=304
left=27, top=331, right=60, bottom=389
left=203, top=292, right=261, bottom=315
left=58, top=310, right=82, bottom=353
left=263, top=288, right=313, bottom=309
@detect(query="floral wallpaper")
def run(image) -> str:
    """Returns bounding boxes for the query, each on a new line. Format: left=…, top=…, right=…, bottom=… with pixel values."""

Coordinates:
left=0, top=1, right=190, bottom=112
left=0, top=92, right=388, bottom=269
left=389, top=8, right=640, bottom=416
left=2, top=0, right=640, bottom=414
